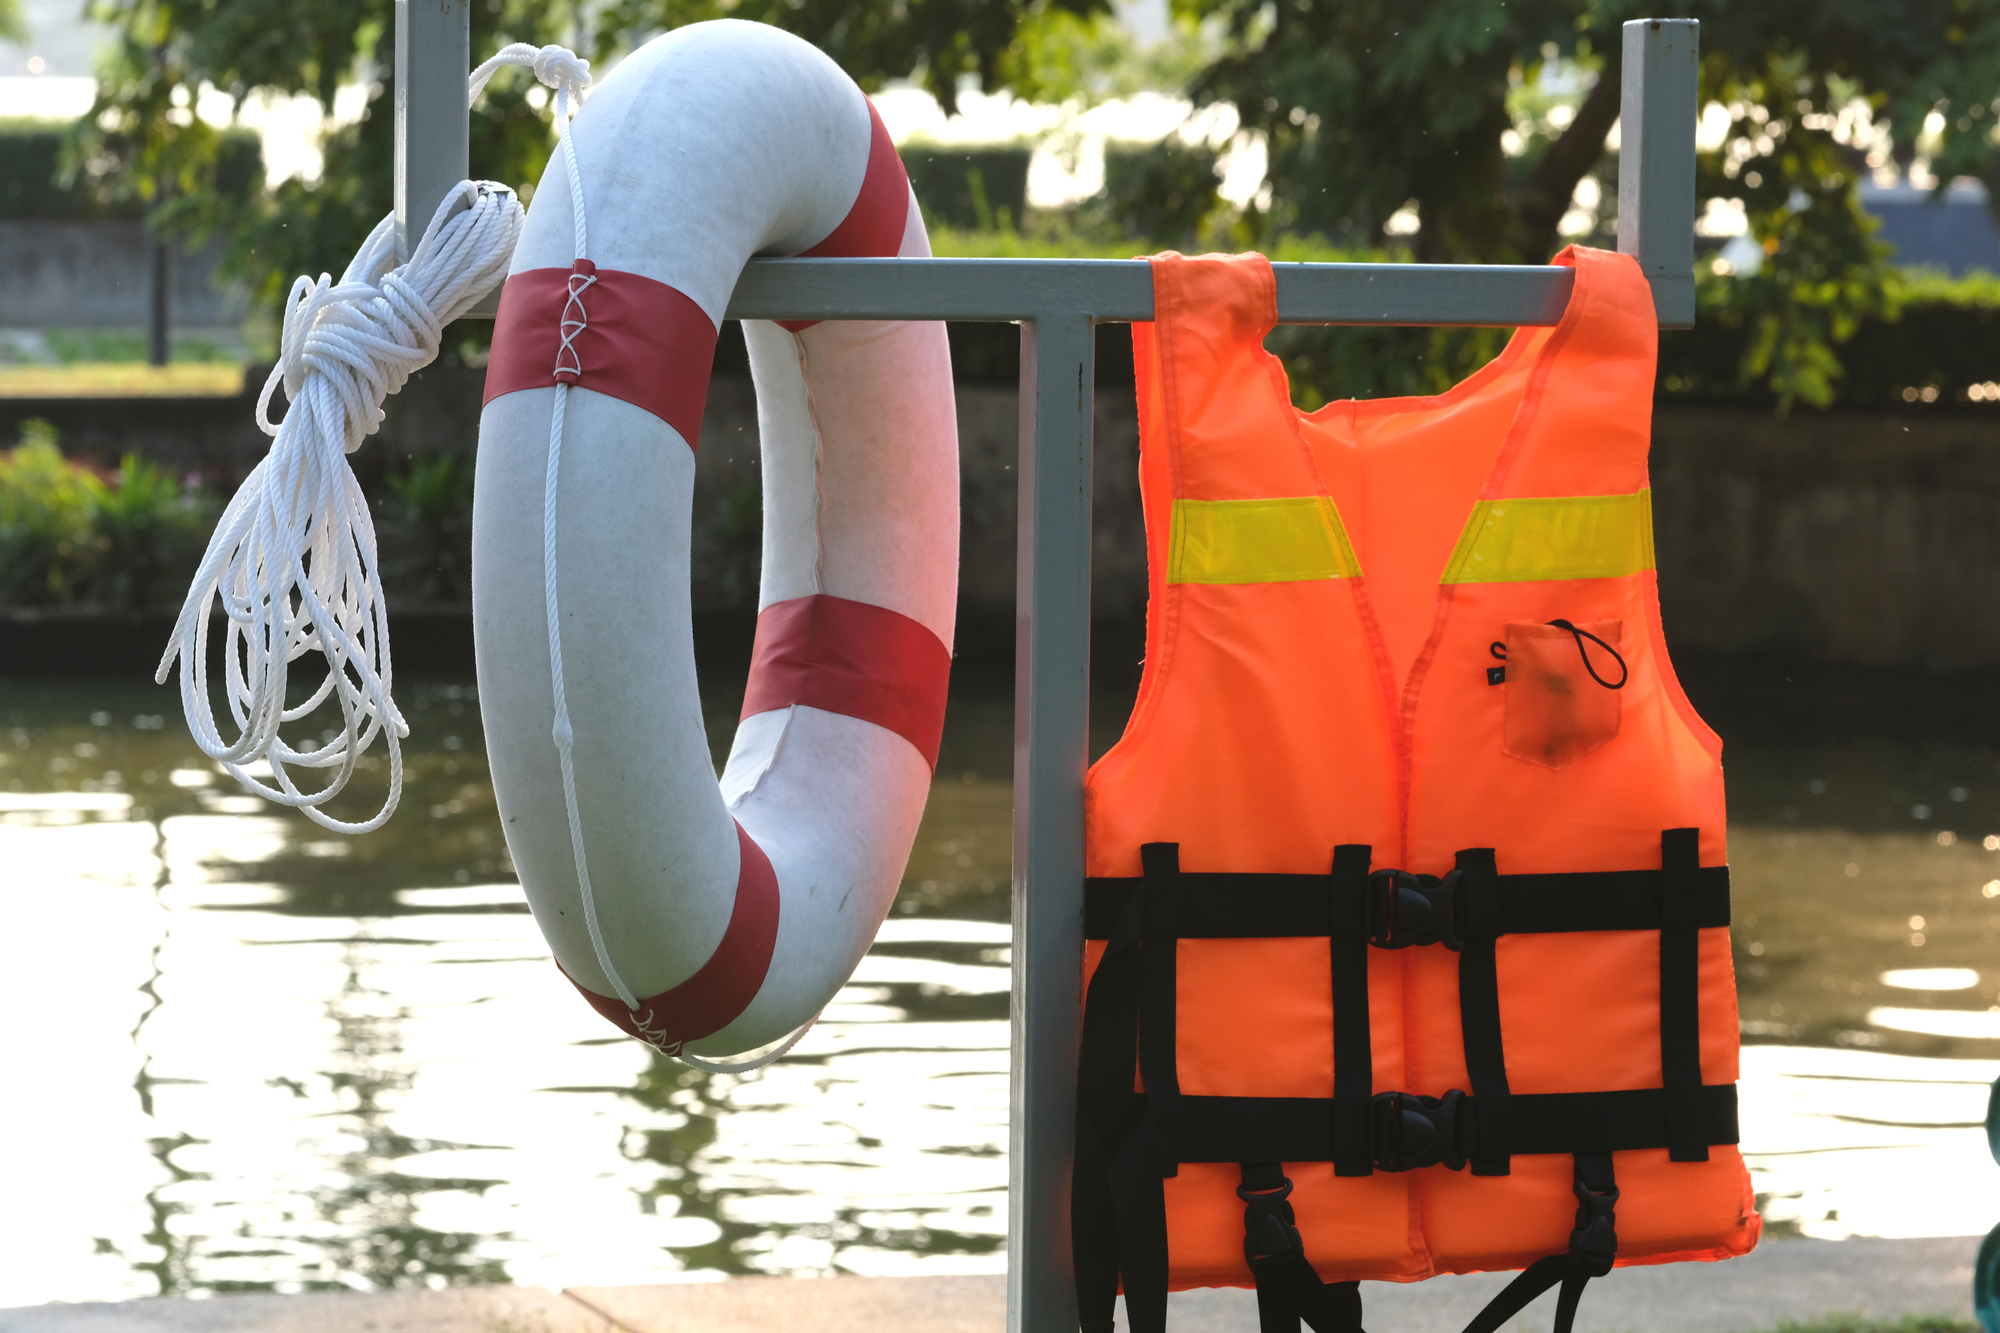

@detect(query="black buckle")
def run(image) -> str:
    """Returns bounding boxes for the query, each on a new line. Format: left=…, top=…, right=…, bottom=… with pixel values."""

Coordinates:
left=1237, top=1174, right=1305, bottom=1274
left=1368, top=1090, right=1473, bottom=1172
left=1568, top=1174, right=1619, bottom=1274
left=1366, top=868, right=1463, bottom=950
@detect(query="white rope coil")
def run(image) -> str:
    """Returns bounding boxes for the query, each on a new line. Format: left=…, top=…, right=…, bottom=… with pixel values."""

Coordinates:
left=156, top=54, right=578, bottom=833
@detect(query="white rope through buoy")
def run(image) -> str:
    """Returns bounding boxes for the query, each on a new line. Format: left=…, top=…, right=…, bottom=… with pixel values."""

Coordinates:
left=510, top=41, right=820, bottom=1074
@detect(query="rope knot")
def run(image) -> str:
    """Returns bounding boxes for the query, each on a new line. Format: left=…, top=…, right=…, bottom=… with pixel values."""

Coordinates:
left=532, top=43, right=593, bottom=98
left=268, top=265, right=446, bottom=453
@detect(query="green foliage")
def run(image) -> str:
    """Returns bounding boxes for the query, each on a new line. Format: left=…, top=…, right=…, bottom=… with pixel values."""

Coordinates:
left=85, top=0, right=2000, bottom=414
left=0, top=422, right=217, bottom=611
left=37, top=330, right=239, bottom=364
left=585, top=0, right=1108, bottom=116
left=0, top=424, right=103, bottom=606
left=377, top=453, right=474, bottom=604
left=1770, top=1316, right=1975, bottom=1333
left=1662, top=266, right=2000, bottom=409
left=903, top=145, right=1033, bottom=231
left=74, top=0, right=578, bottom=314
left=1092, top=138, right=1225, bottom=251
left=1, top=118, right=141, bottom=221
left=1688, top=47, right=1895, bottom=411
left=89, top=451, right=214, bottom=611
left=6, top=114, right=258, bottom=222
left=1182, top=0, right=2000, bottom=407
left=998, top=4, right=1224, bottom=106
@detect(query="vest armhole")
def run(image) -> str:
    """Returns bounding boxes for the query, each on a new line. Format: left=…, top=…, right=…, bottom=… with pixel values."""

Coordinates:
left=1642, top=567, right=1723, bottom=764
left=1087, top=317, right=1181, bottom=803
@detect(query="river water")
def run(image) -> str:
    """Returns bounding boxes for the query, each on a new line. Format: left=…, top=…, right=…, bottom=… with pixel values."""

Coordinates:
left=2, top=664, right=1998, bottom=1307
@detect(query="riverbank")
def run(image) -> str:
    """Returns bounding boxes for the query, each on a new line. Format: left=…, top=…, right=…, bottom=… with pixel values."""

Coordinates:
left=0, top=1237, right=1979, bottom=1332
left=11, top=364, right=2000, bottom=667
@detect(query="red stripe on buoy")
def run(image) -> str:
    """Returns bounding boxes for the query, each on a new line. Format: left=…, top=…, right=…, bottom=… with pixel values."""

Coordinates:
left=566, top=820, right=781, bottom=1050
left=484, top=263, right=719, bottom=449
left=740, top=594, right=951, bottom=768
left=777, top=101, right=911, bottom=333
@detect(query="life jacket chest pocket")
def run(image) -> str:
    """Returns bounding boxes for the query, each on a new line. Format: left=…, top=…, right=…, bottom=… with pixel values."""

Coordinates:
left=1500, top=619, right=1626, bottom=769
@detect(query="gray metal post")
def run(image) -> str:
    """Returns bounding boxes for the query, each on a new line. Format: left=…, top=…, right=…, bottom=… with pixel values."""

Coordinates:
left=146, top=227, right=172, bottom=366
left=395, top=0, right=472, bottom=264
left=1009, top=313, right=1094, bottom=1333
left=1618, top=18, right=1699, bottom=328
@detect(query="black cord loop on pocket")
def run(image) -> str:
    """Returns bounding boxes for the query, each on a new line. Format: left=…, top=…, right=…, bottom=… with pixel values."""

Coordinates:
left=1546, top=619, right=1628, bottom=691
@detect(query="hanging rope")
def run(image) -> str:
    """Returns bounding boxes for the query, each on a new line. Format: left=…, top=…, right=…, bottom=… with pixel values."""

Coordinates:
left=157, top=49, right=590, bottom=834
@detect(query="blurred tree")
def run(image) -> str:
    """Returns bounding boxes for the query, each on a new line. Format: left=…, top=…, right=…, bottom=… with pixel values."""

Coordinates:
left=0, top=0, right=25, bottom=43
left=1189, top=0, right=2000, bottom=406
left=71, top=0, right=577, bottom=314
left=584, top=0, right=1106, bottom=114
left=73, top=0, right=1105, bottom=324
left=1093, top=137, right=1224, bottom=250
left=76, top=0, right=2000, bottom=408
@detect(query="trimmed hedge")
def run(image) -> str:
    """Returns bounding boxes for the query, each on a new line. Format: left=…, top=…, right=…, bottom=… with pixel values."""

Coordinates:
left=0, top=118, right=261, bottom=222
left=902, top=144, right=1032, bottom=232
left=1662, top=273, right=2000, bottom=410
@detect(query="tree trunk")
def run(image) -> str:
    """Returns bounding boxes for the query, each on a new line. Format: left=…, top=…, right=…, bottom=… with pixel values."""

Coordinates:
left=1507, top=58, right=1623, bottom=263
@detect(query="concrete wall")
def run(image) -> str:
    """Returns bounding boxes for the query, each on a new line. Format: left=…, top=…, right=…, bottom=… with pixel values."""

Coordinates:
left=8, top=368, right=2000, bottom=668
left=0, top=221, right=246, bottom=330
left=1650, top=409, right=2000, bottom=669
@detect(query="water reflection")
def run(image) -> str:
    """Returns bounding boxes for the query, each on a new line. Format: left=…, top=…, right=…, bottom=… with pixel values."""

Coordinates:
left=3, top=669, right=2000, bottom=1306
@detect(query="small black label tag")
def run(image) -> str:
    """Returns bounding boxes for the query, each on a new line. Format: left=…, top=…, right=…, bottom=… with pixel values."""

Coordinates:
left=1487, top=666, right=1506, bottom=686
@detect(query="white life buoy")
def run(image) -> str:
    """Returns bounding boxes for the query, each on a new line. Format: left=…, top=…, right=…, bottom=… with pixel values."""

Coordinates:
left=473, top=20, right=958, bottom=1063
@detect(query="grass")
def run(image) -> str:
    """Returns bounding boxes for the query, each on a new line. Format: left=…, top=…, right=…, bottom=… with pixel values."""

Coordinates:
left=0, top=362, right=247, bottom=398
left=1765, top=1318, right=1976, bottom=1333
left=927, top=221, right=1401, bottom=265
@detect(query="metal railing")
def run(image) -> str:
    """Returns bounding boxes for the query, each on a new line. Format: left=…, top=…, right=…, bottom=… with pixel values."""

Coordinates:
left=391, top=11, right=1700, bottom=1333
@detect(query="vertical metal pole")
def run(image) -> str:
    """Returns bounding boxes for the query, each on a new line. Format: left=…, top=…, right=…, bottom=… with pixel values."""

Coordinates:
left=146, top=227, right=172, bottom=367
left=1009, top=312, right=1094, bottom=1333
left=1618, top=17, right=1699, bottom=328
left=395, top=0, right=472, bottom=263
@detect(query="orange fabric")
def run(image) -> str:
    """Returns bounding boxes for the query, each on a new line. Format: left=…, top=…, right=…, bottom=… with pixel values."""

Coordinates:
left=1086, top=247, right=1754, bottom=1290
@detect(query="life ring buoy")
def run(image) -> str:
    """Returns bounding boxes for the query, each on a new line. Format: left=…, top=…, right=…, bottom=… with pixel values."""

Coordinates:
left=473, top=20, right=958, bottom=1063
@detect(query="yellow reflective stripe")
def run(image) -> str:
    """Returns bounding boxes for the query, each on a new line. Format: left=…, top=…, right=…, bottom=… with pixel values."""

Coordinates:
left=1439, top=489, right=1656, bottom=584
left=1168, top=497, right=1362, bottom=585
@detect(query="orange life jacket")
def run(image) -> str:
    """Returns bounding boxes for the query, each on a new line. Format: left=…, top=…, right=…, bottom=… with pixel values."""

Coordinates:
left=1076, top=247, right=1756, bottom=1333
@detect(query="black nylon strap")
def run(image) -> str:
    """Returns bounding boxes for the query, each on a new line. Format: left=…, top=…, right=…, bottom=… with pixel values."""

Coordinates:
left=1083, top=865, right=1729, bottom=939
left=1139, top=842, right=1184, bottom=1120
left=1460, top=1152, right=1618, bottom=1333
left=1073, top=879, right=1148, bottom=1333
left=1108, top=1130, right=1174, bottom=1333
left=1161, top=1083, right=1739, bottom=1162
left=1659, top=827, right=1709, bottom=1162
left=1238, top=1162, right=1366, bottom=1333
left=1455, top=848, right=1511, bottom=1176
left=1105, top=843, right=1185, bottom=1333
left=1330, top=845, right=1374, bottom=1177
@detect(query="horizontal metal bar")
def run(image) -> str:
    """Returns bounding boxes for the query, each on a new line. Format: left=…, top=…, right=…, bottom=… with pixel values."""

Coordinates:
left=720, top=257, right=1582, bottom=327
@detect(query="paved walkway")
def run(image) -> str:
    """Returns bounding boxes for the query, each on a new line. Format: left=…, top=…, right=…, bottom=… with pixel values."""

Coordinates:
left=0, top=1236, right=1979, bottom=1333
